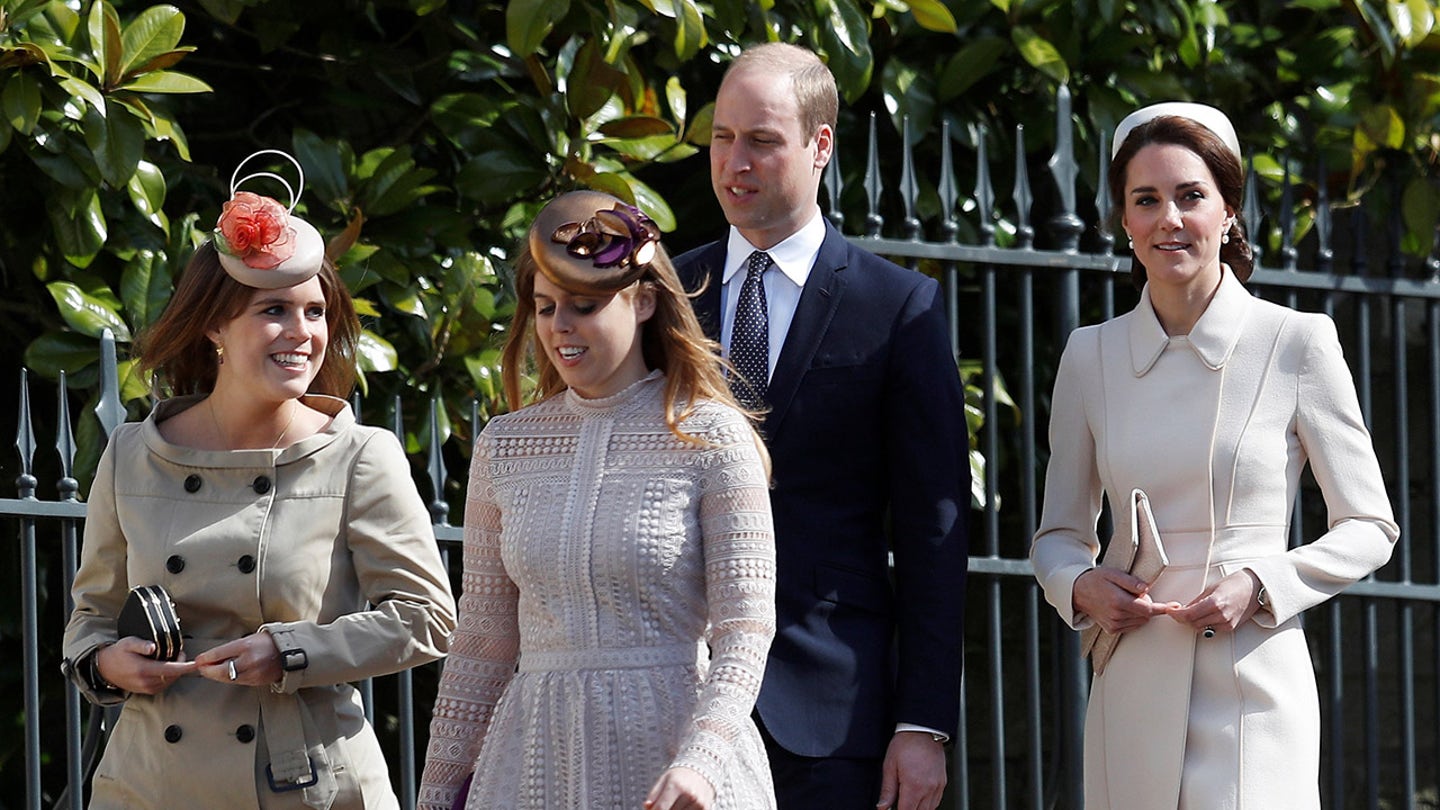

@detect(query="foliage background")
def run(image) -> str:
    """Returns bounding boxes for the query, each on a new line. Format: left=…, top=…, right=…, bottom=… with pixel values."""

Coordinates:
left=2, top=0, right=1439, bottom=805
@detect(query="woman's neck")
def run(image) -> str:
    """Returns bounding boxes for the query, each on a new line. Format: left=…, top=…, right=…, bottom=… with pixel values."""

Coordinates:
left=1149, top=268, right=1224, bottom=336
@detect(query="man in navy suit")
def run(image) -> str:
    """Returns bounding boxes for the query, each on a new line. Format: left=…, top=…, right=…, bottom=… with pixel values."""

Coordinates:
left=674, top=42, right=969, bottom=810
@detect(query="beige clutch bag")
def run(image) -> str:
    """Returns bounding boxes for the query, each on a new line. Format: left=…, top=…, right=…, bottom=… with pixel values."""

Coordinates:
left=1080, top=488, right=1168, bottom=675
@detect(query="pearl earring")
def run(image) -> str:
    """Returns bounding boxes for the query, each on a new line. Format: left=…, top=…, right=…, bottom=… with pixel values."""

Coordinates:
left=1126, top=234, right=1134, bottom=249
left=1222, top=233, right=1230, bottom=244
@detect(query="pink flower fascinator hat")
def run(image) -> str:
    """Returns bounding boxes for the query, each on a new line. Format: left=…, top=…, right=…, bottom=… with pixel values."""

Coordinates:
left=1111, top=101, right=1242, bottom=161
left=212, top=149, right=325, bottom=289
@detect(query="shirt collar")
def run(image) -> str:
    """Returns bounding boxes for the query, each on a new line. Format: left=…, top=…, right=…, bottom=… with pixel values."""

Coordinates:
left=1130, top=266, right=1252, bottom=376
left=721, top=210, right=826, bottom=288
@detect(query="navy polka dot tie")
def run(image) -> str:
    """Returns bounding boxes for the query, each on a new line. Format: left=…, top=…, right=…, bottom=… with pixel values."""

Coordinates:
left=730, top=251, right=771, bottom=407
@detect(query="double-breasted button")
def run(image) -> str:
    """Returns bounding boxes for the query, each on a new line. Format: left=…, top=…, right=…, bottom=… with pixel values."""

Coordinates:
left=252, top=476, right=271, bottom=494
left=236, top=725, right=255, bottom=744
left=237, top=555, right=256, bottom=574
left=183, top=475, right=202, bottom=493
left=164, top=725, right=182, bottom=743
left=165, top=555, right=185, bottom=574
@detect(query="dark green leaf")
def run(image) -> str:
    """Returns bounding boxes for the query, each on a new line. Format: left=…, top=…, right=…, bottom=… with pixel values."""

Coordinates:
left=24, top=331, right=103, bottom=378
left=673, top=0, right=706, bottom=60
left=567, top=38, right=624, bottom=120
left=938, top=36, right=1008, bottom=102
left=2, top=72, right=41, bottom=134
left=126, top=159, right=165, bottom=221
left=357, top=330, right=399, bottom=373
left=47, top=281, right=131, bottom=340
left=120, top=249, right=173, bottom=329
left=814, top=0, right=873, bottom=104
left=84, top=103, right=144, bottom=188
left=293, top=129, right=351, bottom=209
left=456, top=150, right=548, bottom=206
left=195, top=0, right=246, bottom=25
left=119, top=4, right=185, bottom=78
left=507, top=0, right=570, bottom=57
left=1011, top=26, right=1069, bottom=85
left=48, top=191, right=106, bottom=267
left=598, top=116, right=674, bottom=138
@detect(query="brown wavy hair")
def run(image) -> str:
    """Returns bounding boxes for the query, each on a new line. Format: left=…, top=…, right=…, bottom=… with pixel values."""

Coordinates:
left=134, top=241, right=361, bottom=398
left=1108, top=114, right=1254, bottom=289
left=501, top=240, right=768, bottom=461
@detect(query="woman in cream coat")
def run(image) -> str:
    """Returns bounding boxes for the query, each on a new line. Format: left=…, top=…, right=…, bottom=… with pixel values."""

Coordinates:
left=62, top=156, right=456, bottom=809
left=1031, top=104, right=1398, bottom=809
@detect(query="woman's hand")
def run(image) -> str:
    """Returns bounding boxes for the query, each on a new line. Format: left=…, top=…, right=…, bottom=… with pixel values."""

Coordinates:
left=193, top=632, right=283, bottom=687
left=1167, top=569, right=1262, bottom=636
left=643, top=766, right=714, bottom=810
left=1072, top=568, right=1176, bottom=634
left=95, top=637, right=197, bottom=694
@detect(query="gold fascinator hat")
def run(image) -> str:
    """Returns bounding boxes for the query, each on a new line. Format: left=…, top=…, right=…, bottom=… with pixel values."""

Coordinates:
left=1111, top=101, right=1242, bottom=161
left=529, top=190, right=661, bottom=295
left=213, top=149, right=325, bottom=289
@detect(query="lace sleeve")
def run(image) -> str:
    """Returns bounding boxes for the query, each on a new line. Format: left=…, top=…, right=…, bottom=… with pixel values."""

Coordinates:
left=418, top=434, right=520, bottom=810
left=667, top=411, right=776, bottom=789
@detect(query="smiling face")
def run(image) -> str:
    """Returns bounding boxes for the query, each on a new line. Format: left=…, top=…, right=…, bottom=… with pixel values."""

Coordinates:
left=710, top=65, right=833, bottom=250
left=209, top=276, right=328, bottom=405
left=532, top=272, right=655, bottom=399
left=1122, top=142, right=1234, bottom=295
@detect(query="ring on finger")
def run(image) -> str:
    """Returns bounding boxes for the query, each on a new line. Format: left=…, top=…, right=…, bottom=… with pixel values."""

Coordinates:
left=227, top=660, right=238, bottom=681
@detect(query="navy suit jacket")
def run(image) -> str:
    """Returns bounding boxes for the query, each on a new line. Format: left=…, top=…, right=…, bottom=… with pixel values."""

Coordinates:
left=675, top=222, right=969, bottom=758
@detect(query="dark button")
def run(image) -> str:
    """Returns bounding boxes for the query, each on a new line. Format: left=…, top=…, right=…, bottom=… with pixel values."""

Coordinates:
left=252, top=476, right=271, bottom=494
left=164, top=725, right=182, bottom=744
left=237, top=555, right=256, bottom=574
left=165, top=555, right=185, bottom=574
left=236, top=724, right=255, bottom=744
left=184, top=475, right=202, bottom=493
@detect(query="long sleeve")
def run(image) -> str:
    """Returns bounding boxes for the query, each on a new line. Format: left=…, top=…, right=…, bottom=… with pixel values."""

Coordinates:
left=262, top=430, right=457, bottom=691
left=61, top=431, right=132, bottom=706
left=1031, top=327, right=1106, bottom=629
left=882, top=277, right=970, bottom=735
left=1247, top=316, right=1398, bottom=626
left=418, top=433, right=521, bottom=810
left=667, top=415, right=776, bottom=790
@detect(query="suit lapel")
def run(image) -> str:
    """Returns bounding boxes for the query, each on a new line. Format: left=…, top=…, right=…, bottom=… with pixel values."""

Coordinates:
left=686, top=242, right=727, bottom=341
left=765, top=225, right=849, bottom=433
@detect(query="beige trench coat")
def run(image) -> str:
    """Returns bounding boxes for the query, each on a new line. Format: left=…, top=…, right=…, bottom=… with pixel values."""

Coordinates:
left=63, top=395, right=457, bottom=810
left=1031, top=271, right=1398, bottom=809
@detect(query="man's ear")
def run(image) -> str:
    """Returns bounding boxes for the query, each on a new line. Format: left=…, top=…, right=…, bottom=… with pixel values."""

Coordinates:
left=814, top=124, right=835, bottom=171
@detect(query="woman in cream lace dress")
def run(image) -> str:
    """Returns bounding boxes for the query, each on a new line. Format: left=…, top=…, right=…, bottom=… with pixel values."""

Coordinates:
left=419, top=191, right=777, bottom=810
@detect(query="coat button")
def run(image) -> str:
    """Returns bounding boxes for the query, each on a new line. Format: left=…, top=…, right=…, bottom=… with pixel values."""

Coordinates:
left=252, top=476, right=271, bottom=494
left=236, top=725, right=255, bottom=744
left=165, top=555, right=185, bottom=574
left=184, top=475, right=202, bottom=493
left=237, top=555, right=256, bottom=574
left=164, top=725, right=182, bottom=743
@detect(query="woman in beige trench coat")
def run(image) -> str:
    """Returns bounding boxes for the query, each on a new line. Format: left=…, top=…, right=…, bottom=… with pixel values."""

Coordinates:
left=1031, top=104, right=1398, bottom=809
left=61, top=153, right=457, bottom=810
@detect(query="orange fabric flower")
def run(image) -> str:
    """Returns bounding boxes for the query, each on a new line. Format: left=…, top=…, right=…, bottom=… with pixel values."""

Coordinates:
left=214, top=191, right=297, bottom=270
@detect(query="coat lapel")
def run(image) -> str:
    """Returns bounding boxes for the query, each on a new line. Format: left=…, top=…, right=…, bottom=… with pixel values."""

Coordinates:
left=685, top=242, right=727, bottom=341
left=764, top=225, right=848, bottom=433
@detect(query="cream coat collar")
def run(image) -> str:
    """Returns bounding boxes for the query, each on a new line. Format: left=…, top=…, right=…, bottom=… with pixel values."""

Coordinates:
left=142, top=393, right=354, bottom=467
left=1129, top=268, right=1251, bottom=376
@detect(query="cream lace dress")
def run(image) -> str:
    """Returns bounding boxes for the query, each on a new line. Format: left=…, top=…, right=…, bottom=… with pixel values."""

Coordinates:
left=419, top=371, right=777, bottom=810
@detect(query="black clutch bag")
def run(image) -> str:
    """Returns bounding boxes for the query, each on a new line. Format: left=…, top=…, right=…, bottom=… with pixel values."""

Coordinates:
left=117, top=584, right=183, bottom=662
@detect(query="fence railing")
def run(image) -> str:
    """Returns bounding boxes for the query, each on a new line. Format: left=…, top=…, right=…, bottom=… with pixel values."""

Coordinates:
left=9, top=85, right=1440, bottom=809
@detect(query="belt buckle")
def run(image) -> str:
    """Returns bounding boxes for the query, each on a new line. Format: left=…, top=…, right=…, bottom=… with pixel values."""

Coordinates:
left=266, top=758, right=318, bottom=792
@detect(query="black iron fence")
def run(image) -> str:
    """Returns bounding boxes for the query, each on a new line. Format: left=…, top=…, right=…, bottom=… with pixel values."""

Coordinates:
left=8, top=87, right=1440, bottom=809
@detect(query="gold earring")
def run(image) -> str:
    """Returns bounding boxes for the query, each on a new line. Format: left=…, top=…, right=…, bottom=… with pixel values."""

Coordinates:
left=215, top=344, right=225, bottom=365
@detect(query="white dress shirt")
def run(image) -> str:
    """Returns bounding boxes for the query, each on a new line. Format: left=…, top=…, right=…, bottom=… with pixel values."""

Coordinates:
left=719, top=212, right=826, bottom=378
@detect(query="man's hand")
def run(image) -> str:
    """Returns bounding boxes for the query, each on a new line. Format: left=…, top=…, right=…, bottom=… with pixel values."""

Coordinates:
left=876, top=731, right=946, bottom=810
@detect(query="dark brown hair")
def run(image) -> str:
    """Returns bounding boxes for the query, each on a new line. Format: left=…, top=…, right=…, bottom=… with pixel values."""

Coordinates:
left=1108, top=115, right=1254, bottom=288
left=135, top=241, right=361, bottom=398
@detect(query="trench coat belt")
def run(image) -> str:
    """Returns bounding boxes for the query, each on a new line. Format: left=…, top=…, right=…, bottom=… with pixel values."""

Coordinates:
left=187, top=637, right=314, bottom=789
